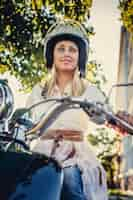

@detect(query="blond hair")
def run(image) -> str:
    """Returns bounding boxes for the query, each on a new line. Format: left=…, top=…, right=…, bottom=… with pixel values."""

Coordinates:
left=41, top=66, right=86, bottom=97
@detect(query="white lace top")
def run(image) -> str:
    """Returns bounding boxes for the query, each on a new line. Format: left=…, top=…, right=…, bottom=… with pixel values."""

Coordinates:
left=26, top=80, right=108, bottom=200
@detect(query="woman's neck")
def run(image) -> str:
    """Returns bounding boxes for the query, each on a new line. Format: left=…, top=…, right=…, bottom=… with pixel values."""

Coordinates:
left=56, top=72, right=73, bottom=93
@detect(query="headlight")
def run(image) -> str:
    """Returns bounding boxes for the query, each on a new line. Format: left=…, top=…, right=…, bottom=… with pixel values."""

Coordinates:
left=0, top=80, right=14, bottom=121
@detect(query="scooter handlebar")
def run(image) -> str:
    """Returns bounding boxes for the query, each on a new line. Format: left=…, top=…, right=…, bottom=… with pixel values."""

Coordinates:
left=62, top=97, right=133, bottom=135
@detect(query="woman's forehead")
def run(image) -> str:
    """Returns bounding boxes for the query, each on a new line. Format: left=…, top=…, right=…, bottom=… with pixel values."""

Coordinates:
left=54, top=40, right=78, bottom=48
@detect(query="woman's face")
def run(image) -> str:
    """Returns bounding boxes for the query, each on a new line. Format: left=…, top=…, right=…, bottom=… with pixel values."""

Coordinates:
left=53, top=40, right=79, bottom=73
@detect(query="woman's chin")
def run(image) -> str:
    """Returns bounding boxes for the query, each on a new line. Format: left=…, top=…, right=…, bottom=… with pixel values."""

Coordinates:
left=60, top=65, right=76, bottom=71
left=61, top=68, right=76, bottom=73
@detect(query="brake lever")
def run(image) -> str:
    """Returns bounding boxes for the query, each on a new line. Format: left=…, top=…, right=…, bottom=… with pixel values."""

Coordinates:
left=80, top=100, right=133, bottom=134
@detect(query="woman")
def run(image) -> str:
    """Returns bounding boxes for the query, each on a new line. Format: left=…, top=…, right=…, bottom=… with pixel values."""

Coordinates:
left=26, top=20, right=108, bottom=200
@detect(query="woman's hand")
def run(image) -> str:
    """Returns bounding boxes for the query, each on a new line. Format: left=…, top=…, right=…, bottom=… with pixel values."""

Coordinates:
left=106, top=111, right=133, bottom=135
left=116, top=111, right=133, bottom=126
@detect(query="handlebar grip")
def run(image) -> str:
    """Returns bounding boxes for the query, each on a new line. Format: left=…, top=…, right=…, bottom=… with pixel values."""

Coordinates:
left=107, top=117, right=117, bottom=126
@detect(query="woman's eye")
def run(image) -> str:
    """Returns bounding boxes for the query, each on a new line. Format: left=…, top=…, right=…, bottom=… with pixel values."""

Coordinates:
left=57, top=46, right=78, bottom=53
left=69, top=47, right=78, bottom=53
left=57, top=47, right=65, bottom=52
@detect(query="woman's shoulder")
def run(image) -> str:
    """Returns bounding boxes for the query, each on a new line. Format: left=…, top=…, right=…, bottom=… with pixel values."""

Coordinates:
left=81, top=78, right=90, bottom=88
left=81, top=78, right=99, bottom=91
left=26, top=83, right=43, bottom=107
left=31, top=83, right=43, bottom=96
left=81, top=79, right=105, bottom=102
left=31, top=78, right=50, bottom=99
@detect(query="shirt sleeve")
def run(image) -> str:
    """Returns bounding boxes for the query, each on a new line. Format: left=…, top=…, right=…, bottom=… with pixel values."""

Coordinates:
left=25, top=84, right=44, bottom=122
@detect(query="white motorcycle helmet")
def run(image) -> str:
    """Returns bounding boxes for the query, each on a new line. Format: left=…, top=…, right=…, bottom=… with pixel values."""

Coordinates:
left=43, top=19, right=89, bottom=77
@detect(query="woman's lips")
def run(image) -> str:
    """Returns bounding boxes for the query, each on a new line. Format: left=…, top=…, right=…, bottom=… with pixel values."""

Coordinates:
left=61, top=59, right=72, bottom=63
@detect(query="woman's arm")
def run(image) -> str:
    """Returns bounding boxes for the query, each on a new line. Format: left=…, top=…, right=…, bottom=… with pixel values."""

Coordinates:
left=106, top=111, right=133, bottom=135
left=116, top=111, right=133, bottom=126
left=26, top=84, right=44, bottom=122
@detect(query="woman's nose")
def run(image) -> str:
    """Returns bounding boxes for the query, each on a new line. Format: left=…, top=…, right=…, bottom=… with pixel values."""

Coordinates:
left=63, top=49, right=71, bottom=56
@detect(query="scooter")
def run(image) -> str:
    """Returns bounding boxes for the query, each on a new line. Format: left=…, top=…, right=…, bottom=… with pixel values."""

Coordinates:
left=0, top=79, right=133, bottom=200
